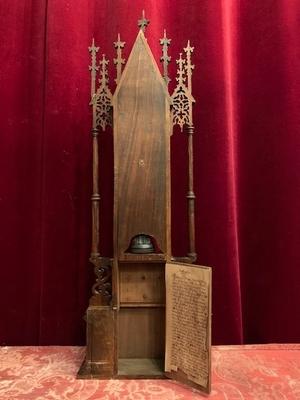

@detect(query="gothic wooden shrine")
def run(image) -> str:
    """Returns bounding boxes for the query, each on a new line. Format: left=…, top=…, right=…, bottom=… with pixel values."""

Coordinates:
left=78, top=12, right=212, bottom=394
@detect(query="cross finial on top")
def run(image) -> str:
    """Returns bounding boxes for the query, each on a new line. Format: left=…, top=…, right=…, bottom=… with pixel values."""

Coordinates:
left=138, top=10, right=150, bottom=33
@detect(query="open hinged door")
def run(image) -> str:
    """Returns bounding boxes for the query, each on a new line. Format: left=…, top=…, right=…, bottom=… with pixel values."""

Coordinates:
left=165, top=262, right=212, bottom=394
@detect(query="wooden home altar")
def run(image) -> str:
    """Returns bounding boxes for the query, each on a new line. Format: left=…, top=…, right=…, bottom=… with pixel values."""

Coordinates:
left=78, top=12, right=212, bottom=394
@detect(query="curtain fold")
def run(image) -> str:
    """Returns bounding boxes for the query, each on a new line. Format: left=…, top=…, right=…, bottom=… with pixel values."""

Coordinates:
left=0, top=0, right=299, bottom=345
left=0, top=0, right=48, bottom=344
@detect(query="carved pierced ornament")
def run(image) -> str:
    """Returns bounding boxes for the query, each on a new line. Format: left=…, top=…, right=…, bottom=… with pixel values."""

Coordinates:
left=89, top=11, right=195, bottom=133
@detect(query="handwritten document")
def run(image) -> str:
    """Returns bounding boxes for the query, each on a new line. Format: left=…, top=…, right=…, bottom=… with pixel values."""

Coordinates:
left=165, top=262, right=211, bottom=388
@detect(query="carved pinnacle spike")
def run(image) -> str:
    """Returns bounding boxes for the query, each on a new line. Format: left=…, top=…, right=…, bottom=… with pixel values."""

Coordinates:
left=88, top=38, right=99, bottom=56
left=99, top=54, right=109, bottom=87
left=138, top=10, right=150, bottom=33
left=160, top=29, right=171, bottom=86
left=114, top=33, right=126, bottom=85
left=89, top=40, right=99, bottom=75
left=184, top=40, right=195, bottom=94
left=89, top=38, right=100, bottom=127
left=176, top=53, right=186, bottom=84
left=114, top=33, right=125, bottom=50
left=100, top=54, right=109, bottom=67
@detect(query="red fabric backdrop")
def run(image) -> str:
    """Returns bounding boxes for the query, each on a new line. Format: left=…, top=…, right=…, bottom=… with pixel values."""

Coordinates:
left=0, top=0, right=300, bottom=345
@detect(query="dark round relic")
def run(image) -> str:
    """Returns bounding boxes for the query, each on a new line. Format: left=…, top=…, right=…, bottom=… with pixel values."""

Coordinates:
left=130, top=234, right=154, bottom=254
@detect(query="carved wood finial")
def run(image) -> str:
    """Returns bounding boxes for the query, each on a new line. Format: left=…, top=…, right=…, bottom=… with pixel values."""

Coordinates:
left=89, top=38, right=100, bottom=94
left=89, top=38, right=100, bottom=129
left=138, top=10, right=150, bottom=33
left=160, top=29, right=171, bottom=86
left=184, top=40, right=195, bottom=96
left=114, top=33, right=126, bottom=85
left=99, top=54, right=109, bottom=86
left=176, top=53, right=186, bottom=85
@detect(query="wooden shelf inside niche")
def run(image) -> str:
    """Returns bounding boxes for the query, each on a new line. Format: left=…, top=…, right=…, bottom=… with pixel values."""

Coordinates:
left=120, top=302, right=165, bottom=308
left=119, top=253, right=166, bottom=263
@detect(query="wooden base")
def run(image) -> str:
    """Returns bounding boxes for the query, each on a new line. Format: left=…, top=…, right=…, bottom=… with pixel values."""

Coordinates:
left=78, top=357, right=165, bottom=379
left=77, top=305, right=115, bottom=379
left=77, top=359, right=114, bottom=379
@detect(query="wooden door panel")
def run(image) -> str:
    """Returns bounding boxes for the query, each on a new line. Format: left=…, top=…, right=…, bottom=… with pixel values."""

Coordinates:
left=165, top=262, right=212, bottom=394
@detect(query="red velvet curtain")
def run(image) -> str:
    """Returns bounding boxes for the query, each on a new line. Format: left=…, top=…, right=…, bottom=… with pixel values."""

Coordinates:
left=1, top=0, right=300, bottom=345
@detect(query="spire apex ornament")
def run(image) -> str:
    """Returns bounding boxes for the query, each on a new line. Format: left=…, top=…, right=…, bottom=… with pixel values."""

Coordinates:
left=138, top=10, right=150, bottom=33
left=160, top=29, right=171, bottom=86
